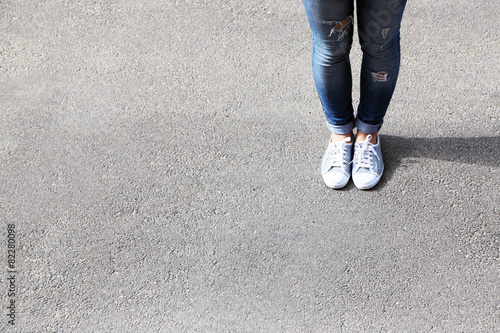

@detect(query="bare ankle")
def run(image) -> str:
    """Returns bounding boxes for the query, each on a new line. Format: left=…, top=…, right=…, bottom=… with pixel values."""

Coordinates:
left=355, top=131, right=378, bottom=144
left=330, top=131, right=354, bottom=143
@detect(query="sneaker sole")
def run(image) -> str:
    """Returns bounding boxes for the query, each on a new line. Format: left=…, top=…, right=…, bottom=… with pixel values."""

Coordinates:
left=353, top=165, right=384, bottom=190
left=324, top=177, right=350, bottom=189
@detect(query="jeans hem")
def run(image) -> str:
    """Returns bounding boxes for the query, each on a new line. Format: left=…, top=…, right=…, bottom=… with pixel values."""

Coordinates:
left=326, top=120, right=355, bottom=135
left=355, top=118, right=382, bottom=134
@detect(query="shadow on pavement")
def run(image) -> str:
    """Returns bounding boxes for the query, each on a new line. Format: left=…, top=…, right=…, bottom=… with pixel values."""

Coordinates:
left=374, top=135, right=500, bottom=189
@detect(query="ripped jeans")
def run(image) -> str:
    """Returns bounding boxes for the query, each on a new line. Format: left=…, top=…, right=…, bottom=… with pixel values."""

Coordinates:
left=303, top=0, right=407, bottom=134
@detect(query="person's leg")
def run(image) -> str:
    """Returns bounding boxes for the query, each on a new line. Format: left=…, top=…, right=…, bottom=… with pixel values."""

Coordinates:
left=303, top=0, right=355, bottom=139
left=352, top=0, right=407, bottom=189
left=304, top=0, right=356, bottom=189
left=355, top=0, right=407, bottom=142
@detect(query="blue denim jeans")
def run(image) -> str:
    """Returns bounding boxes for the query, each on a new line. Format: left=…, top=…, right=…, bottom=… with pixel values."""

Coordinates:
left=303, top=0, right=407, bottom=134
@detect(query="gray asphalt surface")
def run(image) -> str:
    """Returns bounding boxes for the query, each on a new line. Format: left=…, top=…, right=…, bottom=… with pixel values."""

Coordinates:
left=1, top=0, right=499, bottom=332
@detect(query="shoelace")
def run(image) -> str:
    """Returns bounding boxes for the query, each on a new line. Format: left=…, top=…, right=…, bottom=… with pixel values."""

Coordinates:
left=326, top=138, right=350, bottom=167
left=353, top=135, right=378, bottom=171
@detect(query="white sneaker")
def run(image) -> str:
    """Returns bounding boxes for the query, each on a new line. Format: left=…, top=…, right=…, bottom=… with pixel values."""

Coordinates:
left=352, top=134, right=384, bottom=190
left=321, top=136, right=353, bottom=189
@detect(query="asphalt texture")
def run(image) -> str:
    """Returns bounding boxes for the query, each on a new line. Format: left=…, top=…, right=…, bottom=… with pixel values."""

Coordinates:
left=1, top=0, right=499, bottom=332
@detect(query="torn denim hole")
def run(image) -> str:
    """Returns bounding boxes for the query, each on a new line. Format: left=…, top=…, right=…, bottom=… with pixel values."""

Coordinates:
left=371, top=71, right=388, bottom=82
left=323, top=15, right=353, bottom=42
left=381, top=27, right=390, bottom=40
